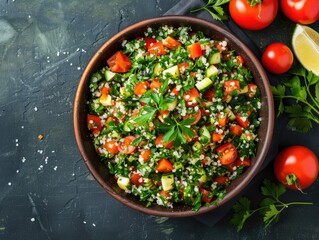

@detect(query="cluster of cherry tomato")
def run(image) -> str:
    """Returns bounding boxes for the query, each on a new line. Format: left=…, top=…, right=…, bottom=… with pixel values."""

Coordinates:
left=229, top=0, right=318, bottom=75
left=229, top=0, right=319, bottom=30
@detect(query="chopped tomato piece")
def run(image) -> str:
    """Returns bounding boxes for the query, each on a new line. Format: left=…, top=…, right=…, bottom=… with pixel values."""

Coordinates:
left=163, top=36, right=181, bottom=49
left=236, top=114, right=249, bottom=128
left=131, top=172, right=144, bottom=186
left=144, top=37, right=157, bottom=50
left=212, top=133, right=223, bottom=142
left=223, top=80, right=240, bottom=95
left=246, top=84, right=258, bottom=98
left=158, top=110, right=170, bottom=123
left=201, top=153, right=208, bottom=165
left=104, top=140, right=119, bottom=154
left=178, top=62, right=190, bottom=71
left=218, top=113, right=229, bottom=127
left=101, top=86, right=111, bottom=96
left=190, top=72, right=197, bottom=78
left=148, top=42, right=166, bottom=56
left=107, top=51, right=132, bottom=73
left=150, top=78, right=162, bottom=91
left=156, top=159, right=173, bottom=173
left=216, top=143, right=238, bottom=165
left=134, top=81, right=149, bottom=96
left=159, top=190, right=171, bottom=200
left=187, top=42, right=202, bottom=59
left=236, top=55, right=244, bottom=65
left=203, top=90, right=215, bottom=100
left=155, top=134, right=174, bottom=149
left=229, top=124, right=243, bottom=136
left=183, top=87, right=200, bottom=107
left=118, top=136, right=137, bottom=154
left=183, top=110, right=201, bottom=125
left=236, top=158, right=251, bottom=168
left=200, top=188, right=212, bottom=203
left=87, top=114, right=102, bottom=132
left=170, top=86, right=180, bottom=96
left=215, top=176, right=230, bottom=185
left=140, top=149, right=151, bottom=163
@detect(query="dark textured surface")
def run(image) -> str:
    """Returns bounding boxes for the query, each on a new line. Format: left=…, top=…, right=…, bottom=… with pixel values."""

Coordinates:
left=0, top=0, right=318, bottom=239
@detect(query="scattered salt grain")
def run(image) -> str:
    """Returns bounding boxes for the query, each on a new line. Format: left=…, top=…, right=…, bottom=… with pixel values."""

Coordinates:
left=34, top=107, right=38, bottom=112
left=22, top=157, right=26, bottom=163
left=53, top=166, right=58, bottom=171
left=83, top=221, right=86, bottom=224
left=37, top=150, right=43, bottom=154
left=31, top=218, right=35, bottom=222
left=16, top=170, right=19, bottom=173
left=8, top=182, right=12, bottom=186
left=77, top=67, right=81, bottom=70
left=92, top=223, right=96, bottom=227
left=38, top=165, right=43, bottom=170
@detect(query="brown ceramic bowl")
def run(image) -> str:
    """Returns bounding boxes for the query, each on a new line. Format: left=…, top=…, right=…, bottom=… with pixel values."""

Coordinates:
left=74, top=16, right=274, bottom=217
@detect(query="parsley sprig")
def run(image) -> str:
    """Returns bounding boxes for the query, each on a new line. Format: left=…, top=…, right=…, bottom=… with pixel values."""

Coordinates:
left=230, top=179, right=313, bottom=231
left=191, top=0, right=230, bottom=22
left=271, top=66, right=319, bottom=132
left=159, top=116, right=196, bottom=147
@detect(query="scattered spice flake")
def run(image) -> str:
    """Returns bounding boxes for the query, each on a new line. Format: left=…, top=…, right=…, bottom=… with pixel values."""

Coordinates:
left=38, top=134, right=44, bottom=140
left=31, top=218, right=35, bottom=222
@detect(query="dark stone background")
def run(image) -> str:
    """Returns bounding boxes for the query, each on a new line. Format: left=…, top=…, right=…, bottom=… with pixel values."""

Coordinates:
left=0, top=0, right=318, bottom=239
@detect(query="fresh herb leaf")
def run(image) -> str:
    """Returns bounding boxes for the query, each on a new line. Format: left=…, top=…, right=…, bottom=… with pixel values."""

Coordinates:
left=272, top=66, right=319, bottom=132
left=230, top=179, right=313, bottom=232
left=133, top=108, right=157, bottom=125
left=191, top=0, right=230, bottom=22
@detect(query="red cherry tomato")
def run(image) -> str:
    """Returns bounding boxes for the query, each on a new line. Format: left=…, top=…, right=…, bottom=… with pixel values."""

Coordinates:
left=262, top=43, right=294, bottom=74
left=183, top=110, right=202, bottom=125
left=144, top=38, right=157, bottom=50
left=107, top=51, right=132, bottom=73
left=229, top=0, right=278, bottom=30
left=280, top=0, right=319, bottom=24
left=274, top=146, right=319, bottom=190
left=163, top=36, right=181, bottom=49
left=216, top=143, right=238, bottom=165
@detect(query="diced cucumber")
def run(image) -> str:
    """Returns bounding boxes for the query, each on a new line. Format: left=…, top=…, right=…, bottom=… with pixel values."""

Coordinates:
left=199, top=126, right=211, bottom=145
left=123, top=120, right=134, bottom=132
left=100, top=94, right=112, bottom=106
left=105, top=70, right=116, bottom=81
left=143, top=178, right=156, bottom=190
left=120, top=87, right=132, bottom=98
left=195, top=77, right=213, bottom=92
left=153, top=63, right=163, bottom=76
left=117, top=176, right=130, bottom=190
left=162, top=65, right=180, bottom=78
left=192, top=141, right=203, bottom=153
left=166, top=97, right=178, bottom=111
left=161, top=174, right=174, bottom=191
left=225, top=107, right=236, bottom=121
left=205, top=65, right=218, bottom=78
left=209, top=52, right=221, bottom=64
left=91, top=72, right=103, bottom=83
left=197, top=168, right=207, bottom=183
left=110, top=131, right=121, bottom=139
left=174, top=162, right=183, bottom=177
left=240, top=85, right=248, bottom=94
left=183, top=185, right=194, bottom=205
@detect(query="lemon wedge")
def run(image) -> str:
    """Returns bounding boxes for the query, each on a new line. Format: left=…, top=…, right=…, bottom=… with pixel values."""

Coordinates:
left=292, top=24, right=319, bottom=76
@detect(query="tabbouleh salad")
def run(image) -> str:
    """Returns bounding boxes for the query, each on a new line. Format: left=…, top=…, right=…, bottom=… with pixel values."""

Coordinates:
left=87, top=25, right=261, bottom=211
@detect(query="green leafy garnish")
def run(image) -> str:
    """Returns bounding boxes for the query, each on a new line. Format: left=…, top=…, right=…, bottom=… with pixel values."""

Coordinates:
left=191, top=0, right=230, bottom=22
left=272, top=66, right=319, bottom=132
left=230, top=179, right=313, bottom=231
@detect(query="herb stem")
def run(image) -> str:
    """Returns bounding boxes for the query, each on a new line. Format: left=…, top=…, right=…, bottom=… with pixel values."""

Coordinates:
left=277, top=95, right=319, bottom=116
left=304, top=81, right=319, bottom=109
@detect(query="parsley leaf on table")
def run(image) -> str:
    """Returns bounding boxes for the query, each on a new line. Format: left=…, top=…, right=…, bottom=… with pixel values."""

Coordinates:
left=271, top=66, right=319, bottom=132
left=230, top=179, right=313, bottom=232
left=191, top=0, right=230, bottom=22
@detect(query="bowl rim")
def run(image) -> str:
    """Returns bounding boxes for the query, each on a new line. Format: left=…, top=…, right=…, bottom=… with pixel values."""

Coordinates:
left=74, top=15, right=274, bottom=217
